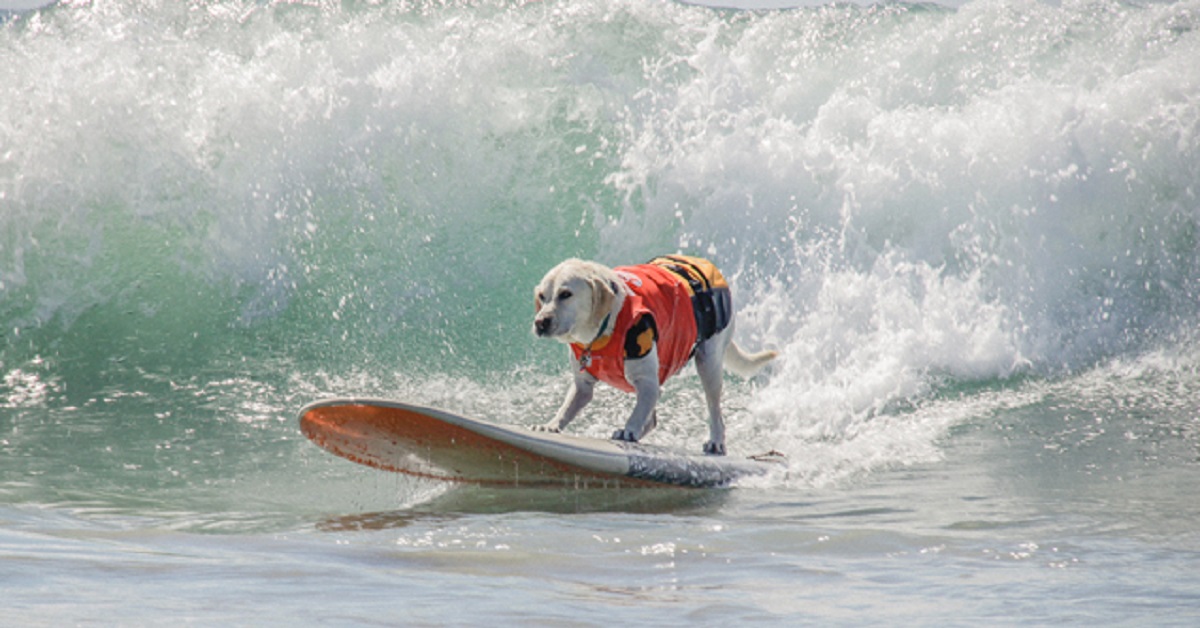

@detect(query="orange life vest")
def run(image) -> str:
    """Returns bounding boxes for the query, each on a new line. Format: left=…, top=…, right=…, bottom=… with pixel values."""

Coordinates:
left=571, top=255, right=731, bottom=392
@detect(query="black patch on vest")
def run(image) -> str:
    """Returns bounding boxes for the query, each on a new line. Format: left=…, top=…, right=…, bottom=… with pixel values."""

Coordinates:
left=624, top=315, right=658, bottom=359
left=693, top=286, right=731, bottom=341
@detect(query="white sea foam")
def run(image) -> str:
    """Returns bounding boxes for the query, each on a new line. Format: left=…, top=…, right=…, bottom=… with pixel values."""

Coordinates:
left=583, top=0, right=1200, bottom=465
left=1, top=0, right=1197, bottom=483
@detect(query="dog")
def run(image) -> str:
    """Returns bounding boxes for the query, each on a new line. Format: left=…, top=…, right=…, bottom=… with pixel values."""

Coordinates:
left=532, top=255, right=777, bottom=455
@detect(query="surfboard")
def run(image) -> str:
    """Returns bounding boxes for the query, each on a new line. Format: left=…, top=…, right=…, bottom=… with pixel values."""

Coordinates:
left=298, top=398, right=784, bottom=489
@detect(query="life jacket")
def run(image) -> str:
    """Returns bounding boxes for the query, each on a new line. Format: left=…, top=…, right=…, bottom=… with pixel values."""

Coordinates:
left=571, top=255, right=732, bottom=392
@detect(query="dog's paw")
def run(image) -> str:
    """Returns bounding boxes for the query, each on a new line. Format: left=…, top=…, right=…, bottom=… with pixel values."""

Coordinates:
left=531, top=424, right=561, bottom=433
left=702, top=441, right=726, bottom=456
left=611, top=429, right=639, bottom=443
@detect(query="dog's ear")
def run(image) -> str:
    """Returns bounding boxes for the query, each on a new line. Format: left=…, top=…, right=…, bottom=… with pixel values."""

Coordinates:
left=589, top=277, right=616, bottom=327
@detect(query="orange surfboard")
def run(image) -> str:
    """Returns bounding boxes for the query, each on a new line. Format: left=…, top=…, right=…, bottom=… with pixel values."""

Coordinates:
left=298, top=398, right=783, bottom=489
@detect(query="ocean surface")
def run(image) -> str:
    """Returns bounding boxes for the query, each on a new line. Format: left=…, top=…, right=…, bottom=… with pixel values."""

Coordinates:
left=3, top=0, right=1200, bottom=624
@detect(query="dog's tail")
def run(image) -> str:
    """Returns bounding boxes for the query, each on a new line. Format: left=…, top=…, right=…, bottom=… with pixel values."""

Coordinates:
left=723, top=341, right=779, bottom=379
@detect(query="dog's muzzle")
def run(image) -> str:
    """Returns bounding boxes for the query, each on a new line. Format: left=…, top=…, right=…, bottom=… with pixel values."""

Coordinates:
left=534, top=317, right=552, bottom=337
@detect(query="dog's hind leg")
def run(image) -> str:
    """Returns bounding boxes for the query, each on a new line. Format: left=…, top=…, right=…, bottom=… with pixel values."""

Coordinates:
left=694, top=332, right=728, bottom=456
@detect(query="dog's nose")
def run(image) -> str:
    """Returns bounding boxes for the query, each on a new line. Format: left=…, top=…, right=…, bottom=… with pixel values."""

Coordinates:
left=535, top=317, right=552, bottom=336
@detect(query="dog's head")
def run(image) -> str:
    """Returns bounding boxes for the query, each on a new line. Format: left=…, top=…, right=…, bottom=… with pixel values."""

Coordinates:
left=532, top=259, right=620, bottom=344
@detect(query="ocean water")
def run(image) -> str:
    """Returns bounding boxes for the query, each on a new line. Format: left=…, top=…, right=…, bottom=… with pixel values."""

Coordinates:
left=2, top=0, right=1200, bottom=623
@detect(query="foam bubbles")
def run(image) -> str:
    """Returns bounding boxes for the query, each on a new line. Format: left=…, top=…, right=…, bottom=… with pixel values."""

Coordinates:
left=592, top=0, right=1200, bottom=465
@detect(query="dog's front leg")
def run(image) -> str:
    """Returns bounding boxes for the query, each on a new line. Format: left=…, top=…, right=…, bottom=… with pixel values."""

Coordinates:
left=612, top=350, right=660, bottom=442
left=538, top=363, right=596, bottom=433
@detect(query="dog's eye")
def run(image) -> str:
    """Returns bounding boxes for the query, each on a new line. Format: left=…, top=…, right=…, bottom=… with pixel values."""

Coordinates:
left=536, top=292, right=546, bottom=306
left=557, top=289, right=572, bottom=301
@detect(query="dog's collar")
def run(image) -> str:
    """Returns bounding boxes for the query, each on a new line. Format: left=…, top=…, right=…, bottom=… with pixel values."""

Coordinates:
left=576, top=313, right=613, bottom=371
left=593, top=312, right=613, bottom=343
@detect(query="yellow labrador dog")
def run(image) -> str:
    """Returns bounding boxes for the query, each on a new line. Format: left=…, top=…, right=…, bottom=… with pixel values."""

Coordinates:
left=532, top=255, right=776, bottom=455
